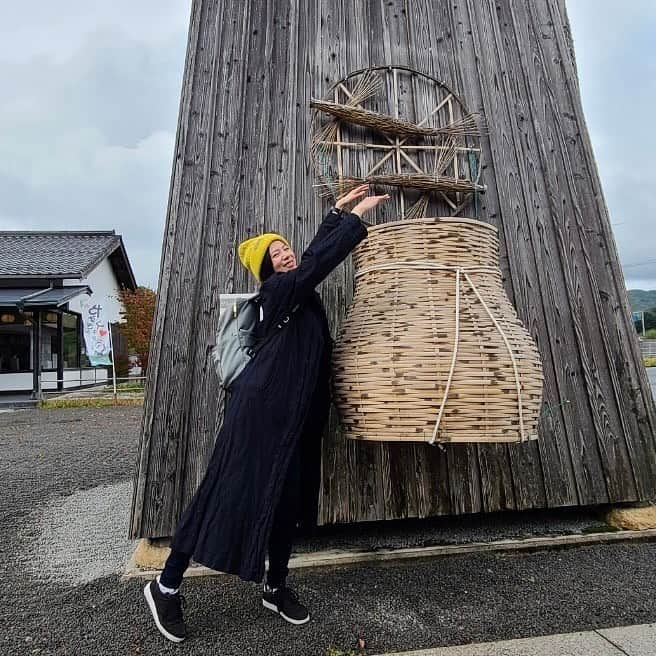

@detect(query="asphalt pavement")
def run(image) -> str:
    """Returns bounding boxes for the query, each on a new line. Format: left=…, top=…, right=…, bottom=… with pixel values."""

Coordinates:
left=2, top=406, right=656, bottom=656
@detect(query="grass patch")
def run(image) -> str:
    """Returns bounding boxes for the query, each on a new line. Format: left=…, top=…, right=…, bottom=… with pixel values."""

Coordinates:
left=644, top=357, right=656, bottom=368
left=39, top=397, right=143, bottom=409
left=117, top=381, right=145, bottom=391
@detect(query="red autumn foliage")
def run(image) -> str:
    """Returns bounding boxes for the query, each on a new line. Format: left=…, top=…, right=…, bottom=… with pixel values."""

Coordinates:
left=118, top=286, right=157, bottom=373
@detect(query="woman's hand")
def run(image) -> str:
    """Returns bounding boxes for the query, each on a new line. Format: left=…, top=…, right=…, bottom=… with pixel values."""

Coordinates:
left=335, top=184, right=369, bottom=210
left=351, top=192, right=391, bottom=218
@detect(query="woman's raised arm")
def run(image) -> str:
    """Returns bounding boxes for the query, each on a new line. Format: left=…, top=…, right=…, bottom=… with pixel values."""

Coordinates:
left=305, top=184, right=370, bottom=250
left=263, top=191, right=389, bottom=311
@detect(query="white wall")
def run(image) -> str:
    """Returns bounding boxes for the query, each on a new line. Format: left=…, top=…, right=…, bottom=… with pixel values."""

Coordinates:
left=66, top=257, right=125, bottom=322
left=43, top=368, right=109, bottom=389
left=0, top=369, right=109, bottom=392
left=0, top=372, right=32, bottom=392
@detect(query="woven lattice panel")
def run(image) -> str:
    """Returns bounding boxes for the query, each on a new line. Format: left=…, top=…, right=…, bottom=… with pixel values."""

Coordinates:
left=310, top=66, right=485, bottom=221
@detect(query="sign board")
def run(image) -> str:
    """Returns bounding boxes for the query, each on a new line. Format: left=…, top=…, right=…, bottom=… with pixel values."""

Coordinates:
left=80, top=298, right=112, bottom=366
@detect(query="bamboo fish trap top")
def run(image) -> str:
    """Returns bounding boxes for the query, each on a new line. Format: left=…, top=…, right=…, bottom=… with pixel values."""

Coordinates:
left=332, top=217, right=544, bottom=443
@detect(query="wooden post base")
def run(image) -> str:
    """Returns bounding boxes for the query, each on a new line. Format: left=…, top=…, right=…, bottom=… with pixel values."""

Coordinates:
left=605, top=505, right=656, bottom=531
left=132, top=538, right=171, bottom=570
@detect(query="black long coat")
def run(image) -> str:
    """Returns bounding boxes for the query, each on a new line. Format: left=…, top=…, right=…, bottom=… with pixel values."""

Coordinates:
left=170, top=210, right=367, bottom=583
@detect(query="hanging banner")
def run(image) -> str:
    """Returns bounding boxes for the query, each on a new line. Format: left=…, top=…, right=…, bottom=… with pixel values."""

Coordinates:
left=80, top=297, right=112, bottom=366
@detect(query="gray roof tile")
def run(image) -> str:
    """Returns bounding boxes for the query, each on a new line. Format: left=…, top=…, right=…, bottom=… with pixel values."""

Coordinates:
left=0, top=232, right=120, bottom=278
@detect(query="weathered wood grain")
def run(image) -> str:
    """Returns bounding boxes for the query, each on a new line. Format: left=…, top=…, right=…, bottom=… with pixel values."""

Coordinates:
left=534, top=0, right=656, bottom=498
left=470, top=0, right=583, bottom=508
left=130, top=0, right=221, bottom=537
left=130, top=0, right=656, bottom=539
left=465, top=0, right=548, bottom=510
left=443, top=0, right=519, bottom=514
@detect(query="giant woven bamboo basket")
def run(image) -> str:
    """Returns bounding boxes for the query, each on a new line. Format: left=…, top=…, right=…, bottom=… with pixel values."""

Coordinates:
left=332, top=217, right=544, bottom=443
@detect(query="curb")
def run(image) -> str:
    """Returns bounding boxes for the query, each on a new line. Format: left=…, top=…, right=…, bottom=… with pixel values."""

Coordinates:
left=122, top=527, right=656, bottom=580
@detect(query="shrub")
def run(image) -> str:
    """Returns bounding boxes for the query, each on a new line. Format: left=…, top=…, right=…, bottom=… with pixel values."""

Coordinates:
left=118, top=286, right=157, bottom=374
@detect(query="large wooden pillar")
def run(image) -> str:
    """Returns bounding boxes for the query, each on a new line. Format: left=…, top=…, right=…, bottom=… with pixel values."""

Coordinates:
left=130, top=0, right=656, bottom=539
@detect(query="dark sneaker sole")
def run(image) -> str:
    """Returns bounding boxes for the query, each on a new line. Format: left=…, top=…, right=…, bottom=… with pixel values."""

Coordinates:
left=262, top=599, right=310, bottom=625
left=144, top=583, right=185, bottom=643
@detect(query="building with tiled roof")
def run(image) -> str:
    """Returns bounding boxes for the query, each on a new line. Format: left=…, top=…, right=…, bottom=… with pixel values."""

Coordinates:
left=0, top=231, right=137, bottom=396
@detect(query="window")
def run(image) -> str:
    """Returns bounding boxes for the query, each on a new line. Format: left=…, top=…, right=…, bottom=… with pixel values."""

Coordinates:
left=62, top=312, right=80, bottom=368
left=0, top=311, right=33, bottom=372
left=40, top=312, right=58, bottom=370
left=80, top=336, right=91, bottom=368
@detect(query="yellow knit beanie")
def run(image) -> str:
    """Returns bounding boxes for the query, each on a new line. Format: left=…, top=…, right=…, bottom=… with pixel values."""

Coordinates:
left=238, top=232, right=290, bottom=281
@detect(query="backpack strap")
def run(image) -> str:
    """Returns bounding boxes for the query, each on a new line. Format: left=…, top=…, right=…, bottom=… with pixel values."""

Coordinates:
left=246, top=302, right=301, bottom=358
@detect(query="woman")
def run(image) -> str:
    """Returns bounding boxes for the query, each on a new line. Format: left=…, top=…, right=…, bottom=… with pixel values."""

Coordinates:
left=144, top=184, right=389, bottom=642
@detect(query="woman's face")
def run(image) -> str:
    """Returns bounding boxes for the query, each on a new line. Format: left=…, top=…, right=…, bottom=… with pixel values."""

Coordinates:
left=269, top=240, right=297, bottom=273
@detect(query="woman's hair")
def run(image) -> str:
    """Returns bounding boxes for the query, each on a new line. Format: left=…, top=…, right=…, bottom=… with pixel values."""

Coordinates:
left=259, top=249, right=274, bottom=281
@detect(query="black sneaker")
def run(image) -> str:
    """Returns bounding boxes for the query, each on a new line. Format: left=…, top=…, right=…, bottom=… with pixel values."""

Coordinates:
left=143, top=579, right=187, bottom=642
left=262, top=584, right=310, bottom=625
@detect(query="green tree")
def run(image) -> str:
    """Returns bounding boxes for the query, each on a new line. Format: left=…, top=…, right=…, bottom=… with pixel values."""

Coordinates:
left=645, top=308, right=656, bottom=331
left=633, top=306, right=656, bottom=334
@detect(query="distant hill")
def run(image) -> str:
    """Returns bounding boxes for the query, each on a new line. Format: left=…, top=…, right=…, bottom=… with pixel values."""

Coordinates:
left=628, top=290, right=656, bottom=312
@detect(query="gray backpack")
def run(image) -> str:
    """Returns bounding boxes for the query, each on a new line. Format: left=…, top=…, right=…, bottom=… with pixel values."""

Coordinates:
left=212, top=293, right=297, bottom=389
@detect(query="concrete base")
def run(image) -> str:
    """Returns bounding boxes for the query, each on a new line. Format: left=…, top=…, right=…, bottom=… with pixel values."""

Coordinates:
left=377, top=623, right=656, bottom=656
left=124, top=528, right=656, bottom=580
left=605, top=505, right=656, bottom=530
left=0, top=393, right=37, bottom=409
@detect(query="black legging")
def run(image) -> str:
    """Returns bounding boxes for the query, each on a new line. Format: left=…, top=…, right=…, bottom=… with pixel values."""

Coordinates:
left=160, top=441, right=302, bottom=590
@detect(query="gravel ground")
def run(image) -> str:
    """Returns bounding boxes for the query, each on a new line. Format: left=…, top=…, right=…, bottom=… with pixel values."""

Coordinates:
left=23, top=481, right=133, bottom=585
left=2, top=406, right=656, bottom=656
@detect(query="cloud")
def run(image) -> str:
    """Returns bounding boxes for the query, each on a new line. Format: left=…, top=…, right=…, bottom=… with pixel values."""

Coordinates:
left=0, top=15, right=188, bottom=288
left=566, top=0, right=656, bottom=289
left=0, top=1, right=653, bottom=292
left=0, top=1, right=189, bottom=63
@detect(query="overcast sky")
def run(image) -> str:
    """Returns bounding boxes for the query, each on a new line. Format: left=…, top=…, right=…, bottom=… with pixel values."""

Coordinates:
left=0, top=1, right=654, bottom=290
